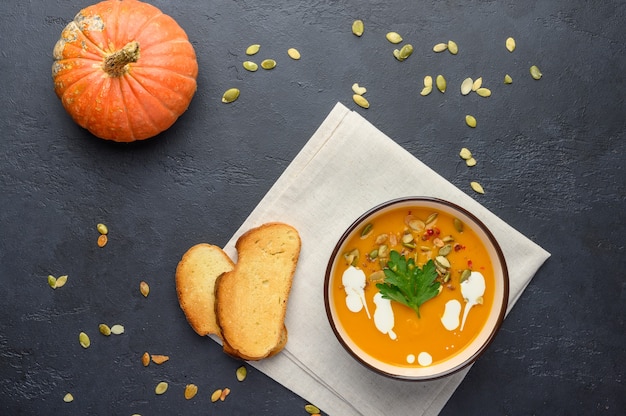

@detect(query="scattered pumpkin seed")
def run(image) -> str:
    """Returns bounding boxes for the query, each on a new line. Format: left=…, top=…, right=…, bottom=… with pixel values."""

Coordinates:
left=96, top=223, right=108, bottom=235
left=460, top=269, right=472, bottom=283
left=236, top=365, right=247, bottom=381
left=453, top=218, right=464, bottom=233
left=351, top=83, right=367, bottom=95
left=287, top=48, right=301, bottom=60
left=353, top=94, right=370, bottom=109
left=55, top=275, right=68, bottom=288
left=99, top=323, right=111, bottom=336
left=260, top=59, right=276, bottom=70
left=385, top=32, right=403, bottom=44
left=139, top=281, right=149, bottom=297
left=222, top=88, right=240, bottom=103
left=471, top=77, right=482, bottom=91
left=369, top=248, right=379, bottom=260
left=436, top=75, right=446, bottom=93
left=47, top=275, right=57, bottom=289
left=459, top=147, right=472, bottom=160
left=97, top=234, right=108, bottom=247
left=142, top=352, right=150, bottom=367
left=352, top=19, right=364, bottom=37
left=245, top=44, right=260, bottom=55
left=447, top=40, right=458, bottom=54
left=530, top=65, right=542, bottom=80
left=438, top=244, right=453, bottom=257
left=63, top=393, right=74, bottom=403
left=397, top=44, right=414, bottom=61
left=433, top=42, right=448, bottom=53
left=184, top=384, right=198, bottom=400
left=344, top=248, right=359, bottom=266
left=504, top=74, right=513, bottom=84
left=423, top=76, right=433, bottom=88
left=110, top=324, right=124, bottom=335
left=220, top=387, right=231, bottom=401
left=505, top=37, right=516, bottom=52
left=305, top=404, right=321, bottom=414
left=155, top=381, right=168, bottom=395
left=392, top=49, right=401, bottom=60
left=476, top=87, right=492, bottom=97
left=470, top=181, right=485, bottom=194
left=466, top=157, right=477, bottom=167
left=461, top=77, right=473, bottom=95
left=151, top=354, right=169, bottom=364
left=79, top=332, right=90, bottom=348
left=211, top=389, right=222, bottom=402
left=465, top=115, right=477, bottom=128
left=420, top=86, right=432, bottom=96
left=242, top=61, right=258, bottom=72
left=368, top=270, right=386, bottom=282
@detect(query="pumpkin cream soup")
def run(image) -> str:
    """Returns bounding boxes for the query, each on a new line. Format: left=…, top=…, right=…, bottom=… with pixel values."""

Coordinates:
left=331, top=206, right=494, bottom=367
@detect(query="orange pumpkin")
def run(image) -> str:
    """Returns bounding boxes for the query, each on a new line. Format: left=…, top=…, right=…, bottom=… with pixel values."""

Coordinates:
left=52, top=0, right=198, bottom=142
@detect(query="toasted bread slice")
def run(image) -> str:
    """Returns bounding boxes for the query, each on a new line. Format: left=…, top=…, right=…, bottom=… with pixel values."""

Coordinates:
left=175, top=243, right=235, bottom=337
left=216, top=222, right=301, bottom=360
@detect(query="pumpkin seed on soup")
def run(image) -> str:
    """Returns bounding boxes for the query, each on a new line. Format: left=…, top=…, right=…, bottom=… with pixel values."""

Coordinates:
left=385, top=32, right=403, bottom=44
left=222, top=88, right=240, bottom=103
left=261, top=59, right=277, bottom=70
left=287, top=48, right=301, bottom=60
left=453, top=218, right=464, bottom=233
left=246, top=44, right=260, bottom=55
left=242, top=61, right=258, bottom=72
left=352, top=19, right=364, bottom=37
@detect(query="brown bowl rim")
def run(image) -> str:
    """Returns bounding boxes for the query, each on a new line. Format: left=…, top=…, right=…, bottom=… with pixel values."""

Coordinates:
left=323, top=196, right=509, bottom=381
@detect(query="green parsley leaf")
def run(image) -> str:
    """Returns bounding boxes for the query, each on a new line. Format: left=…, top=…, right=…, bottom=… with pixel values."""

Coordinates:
left=375, top=250, right=440, bottom=318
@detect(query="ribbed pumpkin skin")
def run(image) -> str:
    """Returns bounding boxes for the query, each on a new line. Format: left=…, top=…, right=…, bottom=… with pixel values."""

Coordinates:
left=52, top=0, right=198, bottom=142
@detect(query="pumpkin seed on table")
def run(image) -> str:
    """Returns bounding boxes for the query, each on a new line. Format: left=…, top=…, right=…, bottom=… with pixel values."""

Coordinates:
left=506, top=37, right=516, bottom=52
left=236, top=365, right=247, bottom=381
left=433, top=42, right=448, bottom=52
left=220, top=387, right=231, bottom=401
left=461, top=77, right=473, bottom=95
left=465, top=115, right=477, bottom=128
left=99, top=323, right=111, bottom=336
left=242, top=61, right=258, bottom=72
left=530, top=65, right=542, bottom=79
left=459, top=147, right=472, bottom=160
left=287, top=48, right=301, bottom=60
left=447, top=40, right=458, bottom=54
left=110, top=324, right=124, bottom=335
left=151, top=354, right=169, bottom=364
left=211, top=389, right=222, bottom=402
left=245, top=44, right=260, bottom=55
left=436, top=75, right=447, bottom=93
left=470, top=181, right=485, bottom=194
left=476, top=87, right=491, bottom=97
left=353, top=94, right=370, bottom=109
left=472, top=77, right=482, bottom=91
left=139, top=280, right=149, bottom=297
left=352, top=83, right=366, bottom=95
left=421, top=75, right=433, bottom=96
left=504, top=74, right=513, bottom=84
left=465, top=157, right=477, bottom=167
left=79, top=332, right=90, bottom=348
left=385, top=31, right=403, bottom=44
left=141, top=352, right=150, bottom=367
left=352, top=19, right=364, bottom=37
left=96, top=223, right=108, bottom=235
left=260, top=59, right=277, bottom=70
left=63, top=393, right=74, bottom=403
left=305, top=404, right=321, bottom=414
left=97, top=234, right=108, bottom=247
left=222, top=88, right=240, bottom=103
left=48, top=274, right=68, bottom=289
left=184, top=384, right=198, bottom=400
left=155, top=381, right=168, bottom=395
left=395, top=44, right=413, bottom=61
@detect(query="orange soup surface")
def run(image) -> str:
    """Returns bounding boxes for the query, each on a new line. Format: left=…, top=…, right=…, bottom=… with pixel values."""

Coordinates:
left=332, top=206, right=494, bottom=367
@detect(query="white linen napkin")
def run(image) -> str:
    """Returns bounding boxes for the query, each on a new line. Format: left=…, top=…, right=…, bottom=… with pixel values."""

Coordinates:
left=221, top=102, right=550, bottom=416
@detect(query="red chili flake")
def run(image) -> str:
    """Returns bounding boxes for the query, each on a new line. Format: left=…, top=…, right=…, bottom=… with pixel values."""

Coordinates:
left=426, top=229, right=434, bottom=236
left=433, top=227, right=441, bottom=236
left=467, top=260, right=473, bottom=269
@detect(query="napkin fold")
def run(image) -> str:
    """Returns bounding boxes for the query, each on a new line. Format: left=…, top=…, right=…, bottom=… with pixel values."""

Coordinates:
left=222, top=103, right=550, bottom=416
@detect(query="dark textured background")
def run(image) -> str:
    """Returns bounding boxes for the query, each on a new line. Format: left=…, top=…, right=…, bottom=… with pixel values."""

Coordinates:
left=1, top=0, right=624, bottom=415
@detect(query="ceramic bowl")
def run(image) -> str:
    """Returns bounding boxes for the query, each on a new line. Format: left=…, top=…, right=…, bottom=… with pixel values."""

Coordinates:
left=324, top=197, right=509, bottom=380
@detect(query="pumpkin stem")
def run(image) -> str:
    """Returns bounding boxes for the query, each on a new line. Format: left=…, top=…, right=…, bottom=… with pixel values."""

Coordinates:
left=103, top=41, right=140, bottom=77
